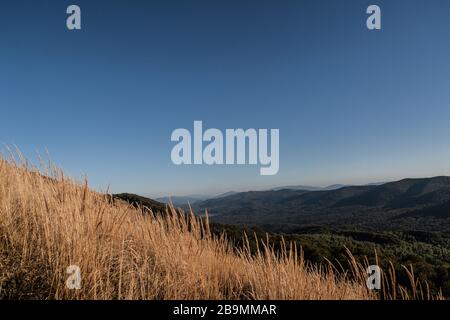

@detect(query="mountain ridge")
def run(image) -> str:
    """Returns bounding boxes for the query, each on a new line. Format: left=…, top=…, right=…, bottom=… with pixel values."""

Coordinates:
left=191, top=176, right=450, bottom=233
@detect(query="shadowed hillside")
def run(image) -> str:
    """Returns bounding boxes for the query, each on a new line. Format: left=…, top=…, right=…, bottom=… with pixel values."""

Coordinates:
left=192, top=177, right=450, bottom=232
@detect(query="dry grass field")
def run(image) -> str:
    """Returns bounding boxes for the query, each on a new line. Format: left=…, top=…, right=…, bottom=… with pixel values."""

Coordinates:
left=0, top=152, right=437, bottom=300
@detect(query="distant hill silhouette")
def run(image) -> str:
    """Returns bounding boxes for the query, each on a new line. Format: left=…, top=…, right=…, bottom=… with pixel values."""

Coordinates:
left=191, top=176, right=450, bottom=233
left=113, top=193, right=166, bottom=213
left=114, top=177, right=450, bottom=233
left=156, top=192, right=239, bottom=206
left=334, top=176, right=450, bottom=208
left=271, top=184, right=348, bottom=191
left=156, top=195, right=208, bottom=206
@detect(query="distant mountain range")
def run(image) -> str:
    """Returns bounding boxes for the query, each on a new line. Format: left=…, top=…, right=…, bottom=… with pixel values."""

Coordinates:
left=156, top=191, right=240, bottom=206
left=190, top=176, right=450, bottom=233
left=156, top=183, right=384, bottom=206
left=156, top=195, right=209, bottom=206
left=270, top=184, right=349, bottom=191
left=128, top=177, right=450, bottom=234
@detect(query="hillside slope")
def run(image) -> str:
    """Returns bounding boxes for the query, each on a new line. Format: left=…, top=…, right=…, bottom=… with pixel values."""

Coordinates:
left=0, top=158, right=374, bottom=300
left=193, top=177, right=450, bottom=232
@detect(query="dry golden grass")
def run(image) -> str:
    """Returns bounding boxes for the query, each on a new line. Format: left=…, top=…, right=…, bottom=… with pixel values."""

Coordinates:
left=0, top=151, right=437, bottom=300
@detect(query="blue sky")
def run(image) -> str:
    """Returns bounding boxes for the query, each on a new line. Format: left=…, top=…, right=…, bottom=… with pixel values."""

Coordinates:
left=1, top=0, right=450, bottom=197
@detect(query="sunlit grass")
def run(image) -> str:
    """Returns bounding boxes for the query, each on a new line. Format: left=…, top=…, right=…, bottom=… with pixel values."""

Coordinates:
left=0, top=150, right=440, bottom=300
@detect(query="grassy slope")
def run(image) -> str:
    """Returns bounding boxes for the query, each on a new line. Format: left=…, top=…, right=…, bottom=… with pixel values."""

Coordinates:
left=0, top=158, right=374, bottom=300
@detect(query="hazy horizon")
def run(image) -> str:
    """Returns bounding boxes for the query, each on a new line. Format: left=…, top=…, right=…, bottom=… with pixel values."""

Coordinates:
left=149, top=174, right=449, bottom=199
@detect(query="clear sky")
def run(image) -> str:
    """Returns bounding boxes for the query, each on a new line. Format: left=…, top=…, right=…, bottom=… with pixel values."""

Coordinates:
left=1, top=0, right=450, bottom=197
